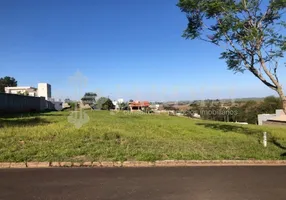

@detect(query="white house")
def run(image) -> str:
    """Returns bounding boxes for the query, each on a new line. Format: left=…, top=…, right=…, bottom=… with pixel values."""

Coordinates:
left=149, top=104, right=160, bottom=111
left=37, top=83, right=52, bottom=100
left=5, top=83, right=51, bottom=100
left=113, top=98, right=124, bottom=110
left=5, top=86, right=37, bottom=96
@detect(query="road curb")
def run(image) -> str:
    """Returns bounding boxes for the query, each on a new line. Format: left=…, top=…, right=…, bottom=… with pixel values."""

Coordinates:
left=1, top=160, right=286, bottom=168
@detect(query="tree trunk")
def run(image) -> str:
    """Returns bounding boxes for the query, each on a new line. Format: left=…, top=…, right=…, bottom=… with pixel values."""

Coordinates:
left=276, top=86, right=286, bottom=115
left=282, top=99, right=286, bottom=115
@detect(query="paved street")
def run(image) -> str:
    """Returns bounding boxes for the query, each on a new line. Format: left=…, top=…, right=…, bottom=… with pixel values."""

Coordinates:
left=0, top=167, right=285, bottom=200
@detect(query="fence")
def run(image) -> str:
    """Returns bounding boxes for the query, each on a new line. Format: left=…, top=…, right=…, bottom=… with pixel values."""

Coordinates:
left=0, top=93, right=55, bottom=113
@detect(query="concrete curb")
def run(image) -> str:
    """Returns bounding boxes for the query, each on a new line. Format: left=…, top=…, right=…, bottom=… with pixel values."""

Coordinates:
left=1, top=160, right=286, bottom=168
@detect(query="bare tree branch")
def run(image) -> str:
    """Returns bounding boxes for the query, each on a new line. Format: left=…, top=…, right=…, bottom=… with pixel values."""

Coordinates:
left=257, top=50, right=279, bottom=90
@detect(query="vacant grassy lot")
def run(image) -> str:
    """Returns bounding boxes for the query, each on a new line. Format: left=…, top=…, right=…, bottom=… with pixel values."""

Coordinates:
left=0, top=110, right=286, bottom=162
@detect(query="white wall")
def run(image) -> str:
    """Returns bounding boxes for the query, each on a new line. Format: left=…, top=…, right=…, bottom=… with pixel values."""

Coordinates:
left=37, top=83, right=51, bottom=100
left=258, top=114, right=276, bottom=125
left=5, top=88, right=36, bottom=96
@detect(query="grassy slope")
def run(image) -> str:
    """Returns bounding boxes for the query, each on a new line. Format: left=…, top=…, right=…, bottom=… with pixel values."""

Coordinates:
left=0, top=110, right=286, bottom=162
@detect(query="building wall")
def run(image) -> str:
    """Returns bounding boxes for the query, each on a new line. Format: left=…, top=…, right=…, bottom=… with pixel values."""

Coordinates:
left=0, top=93, right=54, bottom=113
left=10, top=89, right=22, bottom=94
left=257, top=114, right=276, bottom=125
left=6, top=89, right=27, bottom=94
left=28, top=92, right=37, bottom=96
left=263, top=120, right=286, bottom=126
left=37, top=83, right=51, bottom=100
left=5, top=88, right=37, bottom=97
left=257, top=110, right=284, bottom=125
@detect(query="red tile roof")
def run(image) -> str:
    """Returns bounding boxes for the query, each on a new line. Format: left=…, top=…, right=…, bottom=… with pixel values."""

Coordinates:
left=129, top=101, right=150, bottom=107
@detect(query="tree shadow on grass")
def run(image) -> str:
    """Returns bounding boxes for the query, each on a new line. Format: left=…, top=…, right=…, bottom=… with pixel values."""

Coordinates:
left=196, top=122, right=261, bottom=135
left=197, top=122, right=286, bottom=158
left=0, top=117, right=51, bottom=128
left=0, top=111, right=67, bottom=119
left=117, top=115, right=143, bottom=119
left=0, top=112, right=41, bottom=119
left=40, top=113, right=68, bottom=117
left=271, top=139, right=286, bottom=150
left=270, top=138, right=286, bottom=157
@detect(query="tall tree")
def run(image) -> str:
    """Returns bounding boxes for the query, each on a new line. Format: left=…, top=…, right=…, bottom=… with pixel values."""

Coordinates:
left=102, top=98, right=115, bottom=110
left=96, top=97, right=115, bottom=110
left=0, top=76, right=17, bottom=92
left=118, top=102, right=129, bottom=110
left=178, top=0, right=286, bottom=113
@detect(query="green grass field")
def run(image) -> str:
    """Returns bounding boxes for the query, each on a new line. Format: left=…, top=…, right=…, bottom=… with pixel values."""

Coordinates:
left=0, top=110, right=286, bottom=162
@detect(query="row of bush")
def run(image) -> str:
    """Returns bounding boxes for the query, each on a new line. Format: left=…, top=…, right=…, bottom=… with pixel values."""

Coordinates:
left=187, top=96, right=282, bottom=124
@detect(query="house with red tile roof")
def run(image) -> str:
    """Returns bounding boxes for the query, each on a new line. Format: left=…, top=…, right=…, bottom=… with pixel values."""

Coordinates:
left=129, top=101, right=150, bottom=112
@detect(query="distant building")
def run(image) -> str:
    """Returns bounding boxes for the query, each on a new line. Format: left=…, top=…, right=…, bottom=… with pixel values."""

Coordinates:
left=53, top=101, right=63, bottom=111
left=149, top=104, right=160, bottom=111
left=258, top=109, right=286, bottom=126
left=4, top=83, right=51, bottom=100
left=113, top=98, right=124, bottom=110
left=5, top=86, right=37, bottom=96
left=37, top=83, right=51, bottom=100
left=129, top=101, right=150, bottom=112
left=193, top=113, right=201, bottom=118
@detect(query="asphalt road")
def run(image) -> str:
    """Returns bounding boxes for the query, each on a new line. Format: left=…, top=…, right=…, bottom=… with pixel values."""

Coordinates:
left=0, top=167, right=285, bottom=200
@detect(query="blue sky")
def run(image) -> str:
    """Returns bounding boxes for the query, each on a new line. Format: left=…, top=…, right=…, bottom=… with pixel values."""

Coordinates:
left=0, top=0, right=285, bottom=101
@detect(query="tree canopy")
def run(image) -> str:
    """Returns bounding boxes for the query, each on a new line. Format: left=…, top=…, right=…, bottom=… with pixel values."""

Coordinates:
left=0, top=76, right=17, bottom=92
left=178, top=0, right=286, bottom=112
left=81, top=92, right=97, bottom=105
left=96, top=97, right=115, bottom=110
left=118, top=102, right=129, bottom=110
